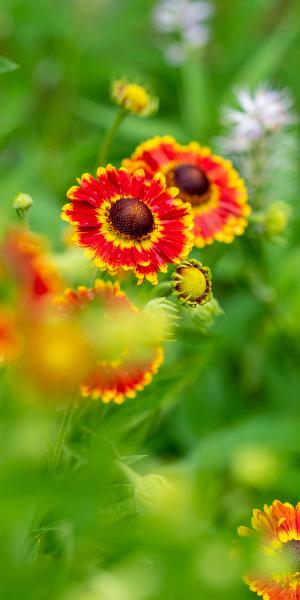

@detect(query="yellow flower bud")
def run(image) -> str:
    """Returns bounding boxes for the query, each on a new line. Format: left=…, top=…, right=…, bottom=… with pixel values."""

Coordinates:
left=111, top=80, right=158, bottom=116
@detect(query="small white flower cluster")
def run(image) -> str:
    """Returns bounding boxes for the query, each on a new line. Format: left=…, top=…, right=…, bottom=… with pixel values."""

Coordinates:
left=153, top=0, right=214, bottom=65
left=222, top=86, right=295, bottom=153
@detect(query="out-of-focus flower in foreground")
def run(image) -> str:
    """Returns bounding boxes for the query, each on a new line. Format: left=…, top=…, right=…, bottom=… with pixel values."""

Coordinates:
left=111, top=80, right=158, bottom=117
left=62, top=165, right=193, bottom=284
left=251, top=201, right=290, bottom=241
left=1, top=228, right=62, bottom=305
left=124, top=136, right=250, bottom=247
left=56, top=280, right=164, bottom=404
left=239, top=500, right=300, bottom=599
left=222, top=86, right=295, bottom=153
left=153, top=0, right=214, bottom=65
left=0, top=306, right=21, bottom=366
left=143, top=296, right=181, bottom=340
left=22, top=315, right=92, bottom=395
left=171, top=258, right=212, bottom=306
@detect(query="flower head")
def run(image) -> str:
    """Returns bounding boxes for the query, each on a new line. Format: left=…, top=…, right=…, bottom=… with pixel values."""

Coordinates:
left=153, top=0, right=214, bottom=65
left=23, top=315, right=92, bottom=395
left=239, top=500, right=300, bottom=599
left=123, top=136, right=249, bottom=248
left=171, top=258, right=212, bottom=306
left=222, top=86, right=295, bottom=153
left=56, top=280, right=164, bottom=404
left=1, top=228, right=62, bottom=305
left=62, top=165, right=193, bottom=284
left=111, top=80, right=158, bottom=116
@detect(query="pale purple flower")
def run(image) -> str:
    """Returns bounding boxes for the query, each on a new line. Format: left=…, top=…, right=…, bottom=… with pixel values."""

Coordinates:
left=153, top=0, right=214, bottom=64
left=222, top=86, right=295, bottom=152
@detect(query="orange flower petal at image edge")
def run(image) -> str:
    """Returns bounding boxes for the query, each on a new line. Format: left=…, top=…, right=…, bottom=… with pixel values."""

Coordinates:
left=1, top=227, right=62, bottom=304
left=0, top=306, right=21, bottom=365
left=239, top=500, right=300, bottom=599
left=62, top=166, right=194, bottom=285
left=123, top=136, right=250, bottom=248
left=56, top=280, right=164, bottom=404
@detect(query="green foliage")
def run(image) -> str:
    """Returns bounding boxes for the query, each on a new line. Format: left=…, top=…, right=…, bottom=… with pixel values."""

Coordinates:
left=0, top=0, right=300, bottom=598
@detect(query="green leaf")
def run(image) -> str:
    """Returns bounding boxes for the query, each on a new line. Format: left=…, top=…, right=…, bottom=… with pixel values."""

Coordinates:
left=0, top=56, right=19, bottom=75
left=233, top=13, right=300, bottom=87
left=180, top=50, right=214, bottom=138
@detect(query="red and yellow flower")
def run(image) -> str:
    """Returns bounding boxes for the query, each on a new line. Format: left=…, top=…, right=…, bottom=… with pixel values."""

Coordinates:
left=123, top=136, right=250, bottom=248
left=0, top=306, right=21, bottom=365
left=239, top=500, right=300, bottom=599
left=62, top=165, right=193, bottom=285
left=56, top=279, right=164, bottom=404
left=1, top=228, right=62, bottom=304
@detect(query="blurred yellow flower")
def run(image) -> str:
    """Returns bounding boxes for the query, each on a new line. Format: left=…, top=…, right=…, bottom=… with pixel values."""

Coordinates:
left=56, top=280, right=164, bottom=404
left=111, top=80, right=158, bottom=116
left=22, top=315, right=92, bottom=396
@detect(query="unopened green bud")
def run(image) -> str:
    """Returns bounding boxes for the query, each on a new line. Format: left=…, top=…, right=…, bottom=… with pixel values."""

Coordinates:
left=191, top=298, right=223, bottom=331
left=264, top=201, right=290, bottom=238
left=13, top=192, right=33, bottom=211
left=134, top=473, right=172, bottom=509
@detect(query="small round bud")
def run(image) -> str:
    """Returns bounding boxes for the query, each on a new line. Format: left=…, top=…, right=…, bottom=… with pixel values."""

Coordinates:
left=111, top=80, right=158, bottom=117
left=13, top=192, right=33, bottom=211
left=264, top=201, right=290, bottom=238
left=134, top=473, right=172, bottom=509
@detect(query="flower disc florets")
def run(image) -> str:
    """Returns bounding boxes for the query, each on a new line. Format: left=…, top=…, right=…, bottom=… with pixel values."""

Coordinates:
left=171, top=258, right=212, bottom=306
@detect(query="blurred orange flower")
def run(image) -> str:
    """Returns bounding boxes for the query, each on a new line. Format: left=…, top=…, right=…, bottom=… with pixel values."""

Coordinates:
left=57, top=280, right=164, bottom=404
left=239, top=500, right=300, bottom=599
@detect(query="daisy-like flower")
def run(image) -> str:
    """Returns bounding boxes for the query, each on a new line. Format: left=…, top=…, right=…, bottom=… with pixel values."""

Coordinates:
left=123, top=136, right=250, bottom=248
left=56, top=280, right=164, bottom=404
left=171, top=258, right=212, bottom=306
left=222, top=86, right=295, bottom=153
left=239, top=500, right=300, bottom=599
left=111, top=80, right=158, bottom=117
left=62, top=165, right=194, bottom=284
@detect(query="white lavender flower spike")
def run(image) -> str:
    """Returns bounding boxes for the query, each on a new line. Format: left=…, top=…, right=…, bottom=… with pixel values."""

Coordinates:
left=222, top=86, right=295, bottom=153
left=153, top=0, right=214, bottom=65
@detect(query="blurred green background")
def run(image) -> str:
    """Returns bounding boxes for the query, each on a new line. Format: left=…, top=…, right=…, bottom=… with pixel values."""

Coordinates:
left=1, top=0, right=300, bottom=598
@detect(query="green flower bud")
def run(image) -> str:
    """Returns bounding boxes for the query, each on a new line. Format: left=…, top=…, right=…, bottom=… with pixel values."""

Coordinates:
left=13, top=192, right=33, bottom=211
left=264, top=201, right=290, bottom=238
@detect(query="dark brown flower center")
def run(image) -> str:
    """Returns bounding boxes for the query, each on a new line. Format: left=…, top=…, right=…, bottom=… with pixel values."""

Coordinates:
left=281, top=540, right=300, bottom=571
left=174, top=164, right=210, bottom=198
left=109, top=198, right=154, bottom=239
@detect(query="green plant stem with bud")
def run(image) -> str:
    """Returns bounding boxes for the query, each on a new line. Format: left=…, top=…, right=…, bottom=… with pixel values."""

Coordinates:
left=98, top=108, right=127, bottom=166
left=13, top=192, right=33, bottom=229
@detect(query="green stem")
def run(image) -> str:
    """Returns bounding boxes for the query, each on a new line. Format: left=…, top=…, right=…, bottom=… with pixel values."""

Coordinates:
left=98, top=109, right=127, bottom=167
left=27, top=397, right=77, bottom=559
left=17, top=208, right=30, bottom=229
left=49, top=395, right=77, bottom=474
